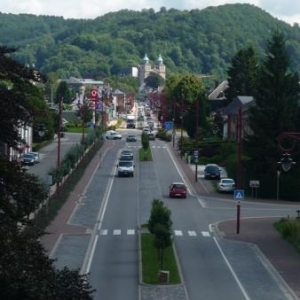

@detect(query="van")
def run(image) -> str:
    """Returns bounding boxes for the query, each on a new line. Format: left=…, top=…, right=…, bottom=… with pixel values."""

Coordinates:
left=117, top=160, right=135, bottom=177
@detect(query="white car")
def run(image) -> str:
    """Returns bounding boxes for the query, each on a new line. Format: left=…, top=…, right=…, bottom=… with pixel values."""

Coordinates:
left=105, top=130, right=122, bottom=140
left=28, top=151, right=40, bottom=163
left=217, top=178, right=235, bottom=193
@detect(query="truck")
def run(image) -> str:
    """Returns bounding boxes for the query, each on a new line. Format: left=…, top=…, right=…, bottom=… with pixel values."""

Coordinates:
left=126, top=115, right=136, bottom=129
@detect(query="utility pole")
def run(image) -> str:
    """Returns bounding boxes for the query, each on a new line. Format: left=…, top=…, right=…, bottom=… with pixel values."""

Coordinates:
left=56, top=96, right=63, bottom=195
left=195, top=98, right=199, bottom=182
left=236, top=107, right=242, bottom=234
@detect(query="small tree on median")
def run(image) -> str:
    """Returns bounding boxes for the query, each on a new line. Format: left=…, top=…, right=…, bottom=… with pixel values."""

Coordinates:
left=148, top=199, right=173, bottom=269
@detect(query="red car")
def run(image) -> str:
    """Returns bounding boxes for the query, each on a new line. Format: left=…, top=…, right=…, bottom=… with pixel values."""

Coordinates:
left=169, top=182, right=187, bottom=198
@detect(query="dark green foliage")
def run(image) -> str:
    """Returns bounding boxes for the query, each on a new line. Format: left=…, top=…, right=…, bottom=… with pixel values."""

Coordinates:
left=244, top=31, right=300, bottom=200
left=0, top=47, right=95, bottom=299
left=225, top=46, right=259, bottom=102
left=148, top=199, right=172, bottom=235
left=148, top=199, right=173, bottom=269
left=1, top=5, right=300, bottom=82
left=55, top=80, right=72, bottom=104
left=141, top=132, right=150, bottom=150
left=156, top=129, right=172, bottom=141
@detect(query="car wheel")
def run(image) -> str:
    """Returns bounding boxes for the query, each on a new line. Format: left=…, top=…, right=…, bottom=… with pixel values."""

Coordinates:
left=183, top=195, right=187, bottom=199
left=169, top=194, right=172, bottom=198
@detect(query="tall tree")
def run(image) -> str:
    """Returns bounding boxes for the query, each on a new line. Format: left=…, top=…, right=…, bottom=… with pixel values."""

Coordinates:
left=0, top=46, right=95, bottom=299
left=55, top=80, right=72, bottom=104
left=225, top=46, right=259, bottom=102
left=245, top=31, right=300, bottom=199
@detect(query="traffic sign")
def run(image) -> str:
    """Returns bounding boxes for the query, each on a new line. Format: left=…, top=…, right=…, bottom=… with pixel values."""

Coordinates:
left=194, top=150, right=198, bottom=158
left=164, top=121, right=173, bottom=131
left=90, top=89, right=98, bottom=100
left=234, top=189, right=244, bottom=200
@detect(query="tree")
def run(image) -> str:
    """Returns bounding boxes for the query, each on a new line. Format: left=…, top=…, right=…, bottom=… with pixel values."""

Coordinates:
left=0, top=46, right=95, bottom=299
left=55, top=80, right=72, bottom=104
left=245, top=31, right=300, bottom=199
left=225, top=46, right=259, bottom=102
left=148, top=199, right=173, bottom=269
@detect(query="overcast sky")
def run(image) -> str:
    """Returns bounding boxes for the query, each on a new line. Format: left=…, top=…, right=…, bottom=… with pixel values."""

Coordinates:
left=0, top=0, right=299, bottom=25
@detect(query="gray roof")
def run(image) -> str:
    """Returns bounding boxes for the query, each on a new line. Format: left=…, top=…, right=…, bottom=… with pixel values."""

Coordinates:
left=222, top=96, right=254, bottom=114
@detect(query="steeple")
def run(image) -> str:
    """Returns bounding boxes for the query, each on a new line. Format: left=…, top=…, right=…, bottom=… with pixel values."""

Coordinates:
left=157, top=54, right=163, bottom=64
left=142, top=54, right=149, bottom=64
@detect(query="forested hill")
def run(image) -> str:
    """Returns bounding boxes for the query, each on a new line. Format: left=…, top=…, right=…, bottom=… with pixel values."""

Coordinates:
left=1, top=3, right=300, bottom=81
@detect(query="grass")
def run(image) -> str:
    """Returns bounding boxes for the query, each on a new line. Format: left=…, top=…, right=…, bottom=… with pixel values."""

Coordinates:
left=274, top=217, right=300, bottom=252
left=141, top=233, right=181, bottom=284
left=139, top=147, right=153, bottom=161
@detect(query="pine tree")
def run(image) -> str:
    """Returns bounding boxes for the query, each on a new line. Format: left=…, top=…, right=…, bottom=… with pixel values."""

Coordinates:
left=245, top=31, right=300, bottom=198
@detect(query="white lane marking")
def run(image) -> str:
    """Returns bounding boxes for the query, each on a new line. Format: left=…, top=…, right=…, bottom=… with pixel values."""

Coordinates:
left=174, top=230, right=183, bottom=236
left=202, top=231, right=211, bottom=237
left=83, top=153, right=118, bottom=274
left=100, top=229, right=108, bottom=235
left=127, top=229, right=135, bottom=235
left=188, top=231, right=197, bottom=236
left=213, top=236, right=251, bottom=300
left=113, top=229, right=121, bottom=235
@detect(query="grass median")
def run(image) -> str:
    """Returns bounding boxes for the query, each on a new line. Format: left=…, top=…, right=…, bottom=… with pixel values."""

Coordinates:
left=141, top=232, right=181, bottom=284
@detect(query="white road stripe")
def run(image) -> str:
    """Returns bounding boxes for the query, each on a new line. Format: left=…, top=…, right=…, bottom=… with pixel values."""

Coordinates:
left=188, top=231, right=197, bottom=236
left=174, top=230, right=183, bottom=236
left=202, top=231, right=211, bottom=237
left=127, top=229, right=135, bottom=235
left=113, top=229, right=121, bottom=235
left=100, top=229, right=108, bottom=235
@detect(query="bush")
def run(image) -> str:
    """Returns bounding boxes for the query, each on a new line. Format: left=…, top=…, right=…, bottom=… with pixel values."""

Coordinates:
left=156, top=129, right=171, bottom=141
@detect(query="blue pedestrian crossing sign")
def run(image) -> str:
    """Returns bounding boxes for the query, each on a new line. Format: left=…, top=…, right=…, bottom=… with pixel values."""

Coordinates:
left=164, top=121, right=173, bottom=131
left=234, top=189, right=244, bottom=200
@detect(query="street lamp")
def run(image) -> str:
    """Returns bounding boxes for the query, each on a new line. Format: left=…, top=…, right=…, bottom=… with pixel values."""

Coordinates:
left=278, top=153, right=296, bottom=172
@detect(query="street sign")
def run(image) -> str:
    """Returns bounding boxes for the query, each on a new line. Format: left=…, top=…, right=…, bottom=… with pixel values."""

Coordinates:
left=90, top=89, right=98, bottom=100
left=164, top=121, right=173, bottom=131
left=234, top=189, right=244, bottom=200
left=194, top=150, right=198, bottom=158
left=249, top=180, right=260, bottom=188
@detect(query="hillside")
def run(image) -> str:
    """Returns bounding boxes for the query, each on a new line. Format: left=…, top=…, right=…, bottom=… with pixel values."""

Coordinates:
left=1, top=4, right=300, bottom=83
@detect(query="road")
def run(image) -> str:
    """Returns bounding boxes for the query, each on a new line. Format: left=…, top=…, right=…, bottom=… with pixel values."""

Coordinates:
left=41, top=128, right=299, bottom=300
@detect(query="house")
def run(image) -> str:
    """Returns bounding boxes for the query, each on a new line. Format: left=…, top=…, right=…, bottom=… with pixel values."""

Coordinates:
left=221, top=96, right=254, bottom=141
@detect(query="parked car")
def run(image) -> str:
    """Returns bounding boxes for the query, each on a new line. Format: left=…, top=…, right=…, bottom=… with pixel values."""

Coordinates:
left=20, top=153, right=36, bottom=165
left=28, top=151, right=40, bottom=163
left=217, top=178, right=235, bottom=193
left=126, top=135, right=137, bottom=142
left=204, top=164, right=221, bottom=180
left=169, top=182, right=187, bottom=198
left=105, top=130, right=122, bottom=140
left=117, top=160, right=135, bottom=177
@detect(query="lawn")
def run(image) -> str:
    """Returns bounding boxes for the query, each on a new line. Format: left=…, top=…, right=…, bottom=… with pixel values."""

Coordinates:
left=141, top=233, right=181, bottom=284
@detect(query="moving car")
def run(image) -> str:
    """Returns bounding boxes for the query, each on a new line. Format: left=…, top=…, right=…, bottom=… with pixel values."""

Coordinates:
left=20, top=153, right=36, bottom=165
left=126, top=135, right=137, bottom=142
left=105, top=130, right=122, bottom=140
left=217, top=178, right=235, bottom=193
left=121, top=149, right=134, bottom=156
left=169, top=182, right=187, bottom=198
left=117, top=160, right=135, bottom=177
left=148, top=132, right=156, bottom=140
left=204, top=164, right=221, bottom=180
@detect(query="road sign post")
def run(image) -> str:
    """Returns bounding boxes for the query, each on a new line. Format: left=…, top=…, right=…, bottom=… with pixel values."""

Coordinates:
left=234, top=189, right=244, bottom=234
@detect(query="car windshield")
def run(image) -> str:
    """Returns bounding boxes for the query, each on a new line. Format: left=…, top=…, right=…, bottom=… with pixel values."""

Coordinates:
left=122, top=150, right=133, bottom=155
left=120, top=155, right=133, bottom=161
left=222, top=179, right=234, bottom=184
left=119, top=161, right=133, bottom=167
left=172, top=184, right=185, bottom=189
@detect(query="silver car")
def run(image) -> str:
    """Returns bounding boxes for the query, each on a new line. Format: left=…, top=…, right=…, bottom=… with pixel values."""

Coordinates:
left=217, top=178, right=235, bottom=193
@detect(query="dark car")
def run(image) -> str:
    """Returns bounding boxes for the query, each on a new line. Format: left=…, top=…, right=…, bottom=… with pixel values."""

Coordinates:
left=169, top=182, right=187, bottom=198
left=126, top=135, right=137, bottom=142
left=20, top=153, right=36, bottom=165
left=204, top=164, right=221, bottom=180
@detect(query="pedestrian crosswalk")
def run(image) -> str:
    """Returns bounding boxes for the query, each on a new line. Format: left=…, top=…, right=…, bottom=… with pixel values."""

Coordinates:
left=126, top=145, right=167, bottom=149
left=98, top=229, right=211, bottom=237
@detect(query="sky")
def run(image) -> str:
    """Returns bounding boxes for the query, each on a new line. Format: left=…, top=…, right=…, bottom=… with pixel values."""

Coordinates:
left=0, top=0, right=299, bottom=26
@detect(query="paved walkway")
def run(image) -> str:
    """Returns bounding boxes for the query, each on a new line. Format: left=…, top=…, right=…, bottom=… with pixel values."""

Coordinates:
left=40, top=137, right=300, bottom=300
